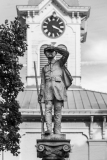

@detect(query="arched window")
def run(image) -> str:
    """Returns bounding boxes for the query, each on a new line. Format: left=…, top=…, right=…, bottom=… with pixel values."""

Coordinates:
left=40, top=44, right=48, bottom=74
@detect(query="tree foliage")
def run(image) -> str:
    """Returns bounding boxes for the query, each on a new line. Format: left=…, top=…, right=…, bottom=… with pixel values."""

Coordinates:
left=0, top=17, right=28, bottom=156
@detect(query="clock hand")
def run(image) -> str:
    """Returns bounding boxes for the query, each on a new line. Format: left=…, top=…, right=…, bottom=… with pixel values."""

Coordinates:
left=52, top=25, right=62, bottom=32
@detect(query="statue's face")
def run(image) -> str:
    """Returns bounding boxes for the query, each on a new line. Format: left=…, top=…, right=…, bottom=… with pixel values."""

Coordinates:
left=45, top=50, right=56, bottom=59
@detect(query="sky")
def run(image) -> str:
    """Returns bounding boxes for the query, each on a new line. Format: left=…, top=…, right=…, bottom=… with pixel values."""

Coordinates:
left=0, top=0, right=107, bottom=93
left=79, top=0, right=107, bottom=92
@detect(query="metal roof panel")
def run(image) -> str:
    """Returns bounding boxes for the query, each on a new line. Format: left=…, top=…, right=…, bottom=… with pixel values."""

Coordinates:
left=79, top=91, right=91, bottom=109
left=67, top=90, right=76, bottom=109
left=101, top=93, right=107, bottom=108
left=29, top=90, right=38, bottom=109
left=86, top=91, right=100, bottom=109
left=73, top=90, right=84, bottom=109
left=21, top=90, right=33, bottom=109
left=94, top=92, right=107, bottom=109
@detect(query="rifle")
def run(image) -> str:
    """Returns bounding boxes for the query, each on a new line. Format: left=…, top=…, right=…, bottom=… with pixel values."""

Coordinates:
left=34, top=61, right=44, bottom=134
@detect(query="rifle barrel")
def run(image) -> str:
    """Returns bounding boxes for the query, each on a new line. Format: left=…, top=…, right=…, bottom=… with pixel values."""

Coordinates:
left=34, top=61, right=44, bottom=134
left=34, top=62, right=39, bottom=96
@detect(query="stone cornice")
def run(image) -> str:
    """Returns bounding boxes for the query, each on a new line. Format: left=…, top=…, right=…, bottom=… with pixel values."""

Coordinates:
left=88, top=140, right=107, bottom=142
left=20, top=109, right=107, bottom=116
left=20, top=109, right=107, bottom=122
left=17, top=5, right=90, bottom=12
left=17, top=5, right=90, bottom=20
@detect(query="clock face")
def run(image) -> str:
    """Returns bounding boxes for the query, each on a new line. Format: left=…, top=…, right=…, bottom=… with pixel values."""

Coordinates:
left=42, top=16, right=65, bottom=38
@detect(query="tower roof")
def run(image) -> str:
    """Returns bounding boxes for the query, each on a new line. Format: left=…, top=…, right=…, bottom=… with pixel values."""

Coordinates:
left=28, top=0, right=79, bottom=6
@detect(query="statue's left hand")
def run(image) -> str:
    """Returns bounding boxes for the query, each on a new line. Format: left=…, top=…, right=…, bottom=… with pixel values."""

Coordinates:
left=38, top=94, right=43, bottom=103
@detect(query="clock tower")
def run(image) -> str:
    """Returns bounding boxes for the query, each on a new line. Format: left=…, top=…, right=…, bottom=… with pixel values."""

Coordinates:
left=17, top=0, right=90, bottom=87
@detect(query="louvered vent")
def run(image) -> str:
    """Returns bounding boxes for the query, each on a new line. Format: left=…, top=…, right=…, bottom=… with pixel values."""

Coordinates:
left=56, top=45, right=67, bottom=67
left=40, top=45, right=48, bottom=74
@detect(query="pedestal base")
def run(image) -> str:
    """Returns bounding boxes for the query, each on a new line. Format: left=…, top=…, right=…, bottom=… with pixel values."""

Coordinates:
left=36, top=139, right=71, bottom=160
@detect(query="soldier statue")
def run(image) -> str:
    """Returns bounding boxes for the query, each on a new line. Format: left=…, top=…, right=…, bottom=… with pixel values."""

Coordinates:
left=38, top=46, right=72, bottom=135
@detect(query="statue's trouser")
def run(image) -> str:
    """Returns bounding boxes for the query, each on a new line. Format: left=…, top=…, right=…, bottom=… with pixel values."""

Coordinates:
left=45, top=99, right=63, bottom=134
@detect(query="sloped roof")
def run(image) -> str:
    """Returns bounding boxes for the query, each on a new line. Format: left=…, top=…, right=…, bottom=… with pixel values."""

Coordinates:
left=17, top=89, right=107, bottom=117
left=28, top=0, right=79, bottom=6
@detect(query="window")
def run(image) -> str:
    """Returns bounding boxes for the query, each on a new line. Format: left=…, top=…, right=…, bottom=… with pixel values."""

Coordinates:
left=40, top=44, right=48, bottom=74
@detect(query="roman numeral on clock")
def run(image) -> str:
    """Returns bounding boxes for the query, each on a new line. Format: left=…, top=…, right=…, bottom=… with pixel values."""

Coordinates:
left=48, top=32, right=51, bottom=36
left=44, top=29, right=48, bottom=33
left=60, top=26, right=64, bottom=28
left=43, top=26, right=47, bottom=28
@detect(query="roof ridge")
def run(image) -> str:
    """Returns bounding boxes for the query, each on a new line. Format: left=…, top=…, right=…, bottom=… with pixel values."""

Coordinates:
left=58, top=0, right=69, bottom=7
left=83, top=89, right=107, bottom=94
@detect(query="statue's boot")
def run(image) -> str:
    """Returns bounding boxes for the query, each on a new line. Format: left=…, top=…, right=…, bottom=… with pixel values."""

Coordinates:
left=44, top=130, right=52, bottom=135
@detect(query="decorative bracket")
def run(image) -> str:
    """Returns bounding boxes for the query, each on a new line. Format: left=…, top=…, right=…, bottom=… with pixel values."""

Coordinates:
left=102, top=116, right=106, bottom=139
left=90, top=116, right=94, bottom=139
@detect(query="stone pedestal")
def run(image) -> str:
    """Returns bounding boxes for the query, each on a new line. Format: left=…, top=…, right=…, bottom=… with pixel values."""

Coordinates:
left=41, top=133, right=66, bottom=140
left=36, top=138, right=71, bottom=160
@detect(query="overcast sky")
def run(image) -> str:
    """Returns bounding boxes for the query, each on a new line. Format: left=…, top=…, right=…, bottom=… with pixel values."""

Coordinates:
left=0, top=0, right=107, bottom=92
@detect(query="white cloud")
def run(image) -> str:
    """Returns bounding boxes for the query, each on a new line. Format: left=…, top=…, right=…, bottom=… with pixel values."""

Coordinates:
left=81, top=63, right=107, bottom=93
left=82, top=61, right=107, bottom=65
left=82, top=40, right=107, bottom=61
left=82, top=75, right=107, bottom=93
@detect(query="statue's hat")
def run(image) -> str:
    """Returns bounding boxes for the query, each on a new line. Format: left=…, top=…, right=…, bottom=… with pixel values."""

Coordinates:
left=44, top=45, right=55, bottom=54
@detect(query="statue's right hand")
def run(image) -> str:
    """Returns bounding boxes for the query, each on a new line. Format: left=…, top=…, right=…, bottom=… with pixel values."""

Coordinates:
left=38, top=94, right=43, bottom=103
